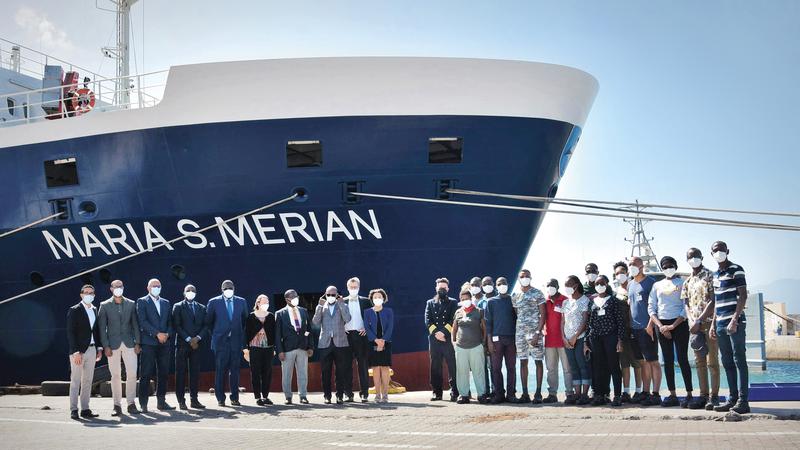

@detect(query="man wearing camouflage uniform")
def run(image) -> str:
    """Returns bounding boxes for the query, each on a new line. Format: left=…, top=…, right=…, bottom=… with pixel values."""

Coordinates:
left=513, top=269, right=547, bottom=403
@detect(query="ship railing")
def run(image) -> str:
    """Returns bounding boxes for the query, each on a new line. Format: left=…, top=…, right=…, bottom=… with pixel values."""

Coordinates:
left=0, top=37, right=108, bottom=82
left=0, top=69, right=168, bottom=127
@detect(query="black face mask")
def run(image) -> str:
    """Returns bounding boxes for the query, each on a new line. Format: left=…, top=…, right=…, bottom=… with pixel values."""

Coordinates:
left=437, top=289, right=448, bottom=298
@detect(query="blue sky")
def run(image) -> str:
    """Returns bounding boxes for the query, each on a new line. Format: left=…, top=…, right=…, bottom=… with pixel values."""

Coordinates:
left=6, top=1, right=800, bottom=306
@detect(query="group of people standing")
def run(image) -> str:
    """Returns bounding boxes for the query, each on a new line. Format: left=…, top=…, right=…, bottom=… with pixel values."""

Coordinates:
left=66, top=277, right=394, bottom=419
left=426, top=241, right=751, bottom=415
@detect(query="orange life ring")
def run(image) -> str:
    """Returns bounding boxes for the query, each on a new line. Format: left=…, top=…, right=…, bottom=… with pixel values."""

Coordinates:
left=69, top=88, right=96, bottom=114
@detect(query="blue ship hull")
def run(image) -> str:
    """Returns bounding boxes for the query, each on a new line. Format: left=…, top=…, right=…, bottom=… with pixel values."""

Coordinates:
left=0, top=115, right=577, bottom=389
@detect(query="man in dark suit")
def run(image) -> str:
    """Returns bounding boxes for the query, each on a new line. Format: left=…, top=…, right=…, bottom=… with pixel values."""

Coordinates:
left=173, top=284, right=209, bottom=410
left=136, top=278, right=174, bottom=412
left=205, top=279, right=248, bottom=406
left=275, top=289, right=313, bottom=404
left=425, top=277, right=459, bottom=402
left=67, top=284, right=103, bottom=420
left=343, top=276, right=373, bottom=402
left=312, top=286, right=352, bottom=404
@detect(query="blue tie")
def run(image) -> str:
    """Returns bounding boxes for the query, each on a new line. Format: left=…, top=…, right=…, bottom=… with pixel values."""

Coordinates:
left=226, top=299, right=233, bottom=320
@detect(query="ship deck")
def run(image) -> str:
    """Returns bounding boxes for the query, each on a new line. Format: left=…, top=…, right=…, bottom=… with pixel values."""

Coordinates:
left=0, top=391, right=798, bottom=449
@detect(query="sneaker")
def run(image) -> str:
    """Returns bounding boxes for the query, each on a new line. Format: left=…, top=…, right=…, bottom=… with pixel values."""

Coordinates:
left=630, top=392, right=642, bottom=404
left=591, top=396, right=606, bottom=406
left=70, top=410, right=79, bottom=420
left=648, top=393, right=662, bottom=407
left=688, top=395, right=708, bottom=410
left=543, top=394, right=558, bottom=404
left=731, top=399, right=750, bottom=414
left=705, top=395, right=720, bottom=411
left=112, top=405, right=123, bottom=417
left=336, top=396, right=344, bottom=405
left=450, top=393, right=459, bottom=402
left=506, top=395, right=520, bottom=404
left=661, top=394, right=679, bottom=407
left=680, top=394, right=693, bottom=409
left=564, top=394, right=577, bottom=405
left=518, top=393, right=531, bottom=403
left=217, top=401, right=225, bottom=407
left=477, top=394, right=490, bottom=404
left=490, top=395, right=505, bottom=404
left=360, top=394, right=369, bottom=403
left=300, top=397, right=309, bottom=404
left=714, top=398, right=737, bottom=412
left=532, top=393, right=543, bottom=404
left=638, top=392, right=651, bottom=407
left=577, top=394, right=591, bottom=405
left=611, top=396, right=622, bottom=407
left=620, top=392, right=632, bottom=403
left=285, top=398, right=293, bottom=405
left=345, top=395, right=355, bottom=403
left=456, top=396, right=470, bottom=404
left=430, top=393, right=442, bottom=401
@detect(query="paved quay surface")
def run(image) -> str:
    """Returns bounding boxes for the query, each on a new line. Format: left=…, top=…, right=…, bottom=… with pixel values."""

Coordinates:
left=1, top=391, right=798, bottom=449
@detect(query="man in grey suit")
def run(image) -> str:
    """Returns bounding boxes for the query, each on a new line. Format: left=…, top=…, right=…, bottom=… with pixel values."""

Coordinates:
left=312, top=286, right=351, bottom=404
left=98, top=279, right=141, bottom=416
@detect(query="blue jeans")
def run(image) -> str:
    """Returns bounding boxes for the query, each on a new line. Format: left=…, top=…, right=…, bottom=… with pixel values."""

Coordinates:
left=716, top=318, right=749, bottom=400
left=564, top=337, right=591, bottom=387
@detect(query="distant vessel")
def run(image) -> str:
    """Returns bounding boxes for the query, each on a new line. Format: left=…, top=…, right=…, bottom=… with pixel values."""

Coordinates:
left=0, top=3, right=598, bottom=389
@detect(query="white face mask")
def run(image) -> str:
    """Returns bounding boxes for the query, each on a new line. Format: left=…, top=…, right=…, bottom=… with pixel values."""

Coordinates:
left=482, top=285, right=493, bottom=294
left=519, top=277, right=532, bottom=287
left=289, top=297, right=299, bottom=307
left=497, top=285, right=508, bottom=295
left=150, top=286, right=161, bottom=297
left=663, top=268, right=677, bottom=278
left=615, top=273, right=628, bottom=284
left=595, top=285, right=608, bottom=294
left=348, top=288, right=359, bottom=297
left=112, top=287, right=124, bottom=297
left=460, top=300, right=472, bottom=308
left=259, top=304, right=269, bottom=312
left=469, top=286, right=481, bottom=295
left=687, top=257, right=702, bottom=268
left=547, top=286, right=558, bottom=297
left=326, top=295, right=337, bottom=304
left=630, top=266, right=641, bottom=277
left=373, top=298, right=384, bottom=306
left=587, top=273, right=598, bottom=283
left=713, top=251, right=728, bottom=263
left=185, top=291, right=196, bottom=301
left=81, top=294, right=94, bottom=305
left=564, top=287, right=575, bottom=297
left=223, top=289, right=234, bottom=299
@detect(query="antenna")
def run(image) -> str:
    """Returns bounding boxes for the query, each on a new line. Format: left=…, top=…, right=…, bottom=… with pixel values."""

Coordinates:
left=623, top=200, right=662, bottom=273
left=98, top=0, right=139, bottom=107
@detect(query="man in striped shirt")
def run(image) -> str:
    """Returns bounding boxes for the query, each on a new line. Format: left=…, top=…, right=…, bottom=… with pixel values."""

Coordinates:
left=709, top=241, right=750, bottom=414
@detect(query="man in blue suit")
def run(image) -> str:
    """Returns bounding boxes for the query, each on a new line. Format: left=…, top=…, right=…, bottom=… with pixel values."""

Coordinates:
left=205, top=279, right=248, bottom=407
left=136, top=278, right=174, bottom=412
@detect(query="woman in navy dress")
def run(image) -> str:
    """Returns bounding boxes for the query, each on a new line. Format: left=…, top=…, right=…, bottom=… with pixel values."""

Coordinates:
left=364, top=288, right=394, bottom=403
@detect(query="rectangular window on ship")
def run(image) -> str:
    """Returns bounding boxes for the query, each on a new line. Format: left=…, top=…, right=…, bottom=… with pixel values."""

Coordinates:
left=428, top=137, right=463, bottom=163
left=44, top=157, right=79, bottom=188
left=287, top=140, right=322, bottom=168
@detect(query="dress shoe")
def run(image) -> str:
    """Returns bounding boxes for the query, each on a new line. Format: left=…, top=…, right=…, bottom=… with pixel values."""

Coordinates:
left=112, top=405, right=123, bottom=417
left=345, top=395, right=355, bottom=403
left=127, top=404, right=141, bottom=414
left=217, top=401, right=226, bottom=407
left=256, top=399, right=265, bottom=406
left=731, top=399, right=750, bottom=414
left=299, top=397, right=309, bottom=404
left=263, top=398, right=273, bottom=405
left=430, top=393, right=442, bottom=401
left=178, top=402, right=188, bottom=410
left=335, top=396, right=344, bottom=405
left=230, top=400, right=241, bottom=406
left=80, top=409, right=99, bottom=418
left=285, top=398, right=293, bottom=405
left=157, top=401, right=175, bottom=411
left=70, top=410, right=79, bottom=420
left=190, top=399, right=206, bottom=409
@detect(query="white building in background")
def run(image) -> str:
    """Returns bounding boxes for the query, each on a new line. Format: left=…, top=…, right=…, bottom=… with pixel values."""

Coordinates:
left=765, top=302, right=789, bottom=336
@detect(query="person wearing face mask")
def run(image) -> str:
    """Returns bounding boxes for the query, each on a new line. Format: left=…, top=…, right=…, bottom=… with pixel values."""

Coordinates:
left=476, top=276, right=495, bottom=397
left=425, top=278, right=459, bottom=401
left=364, top=289, right=394, bottom=403
left=452, top=289, right=489, bottom=404
left=486, top=276, right=521, bottom=404
left=561, top=276, right=592, bottom=405
left=343, top=277, right=372, bottom=403
left=67, top=285, right=103, bottom=420
left=680, top=248, right=720, bottom=411
left=648, top=256, right=693, bottom=408
left=244, top=294, right=276, bottom=406
left=313, top=286, right=352, bottom=404
left=274, top=290, right=313, bottom=404
left=172, top=284, right=209, bottom=410
left=136, top=278, right=174, bottom=412
left=98, top=279, right=141, bottom=416
left=627, top=256, right=661, bottom=407
left=469, top=277, right=484, bottom=306
left=543, top=279, right=573, bottom=404
left=612, top=262, right=643, bottom=404
left=584, top=275, right=625, bottom=407
left=583, top=263, right=600, bottom=296
left=510, top=270, right=545, bottom=403
left=709, top=241, right=750, bottom=414
left=205, top=279, right=248, bottom=407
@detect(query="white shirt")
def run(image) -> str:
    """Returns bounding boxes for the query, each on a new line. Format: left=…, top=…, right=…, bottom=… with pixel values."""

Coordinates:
left=84, top=304, right=96, bottom=346
left=345, top=295, right=365, bottom=331
left=150, top=294, right=161, bottom=315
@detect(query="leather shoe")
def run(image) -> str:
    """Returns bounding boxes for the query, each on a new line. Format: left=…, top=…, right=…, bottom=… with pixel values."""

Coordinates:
left=111, top=405, right=123, bottom=416
left=285, top=398, right=293, bottom=405
left=127, top=404, right=140, bottom=414
left=345, top=395, right=355, bottom=403
left=299, top=397, right=309, bottom=404
left=157, top=401, right=175, bottom=411
left=80, top=409, right=99, bottom=418
left=70, top=410, right=79, bottom=420
left=178, top=402, right=188, bottom=410
left=230, top=400, right=241, bottom=406
left=190, top=399, right=206, bottom=409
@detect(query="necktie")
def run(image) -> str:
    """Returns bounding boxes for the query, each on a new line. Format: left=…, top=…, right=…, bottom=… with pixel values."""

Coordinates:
left=190, top=302, right=195, bottom=316
left=226, top=299, right=233, bottom=320
left=291, top=308, right=301, bottom=332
